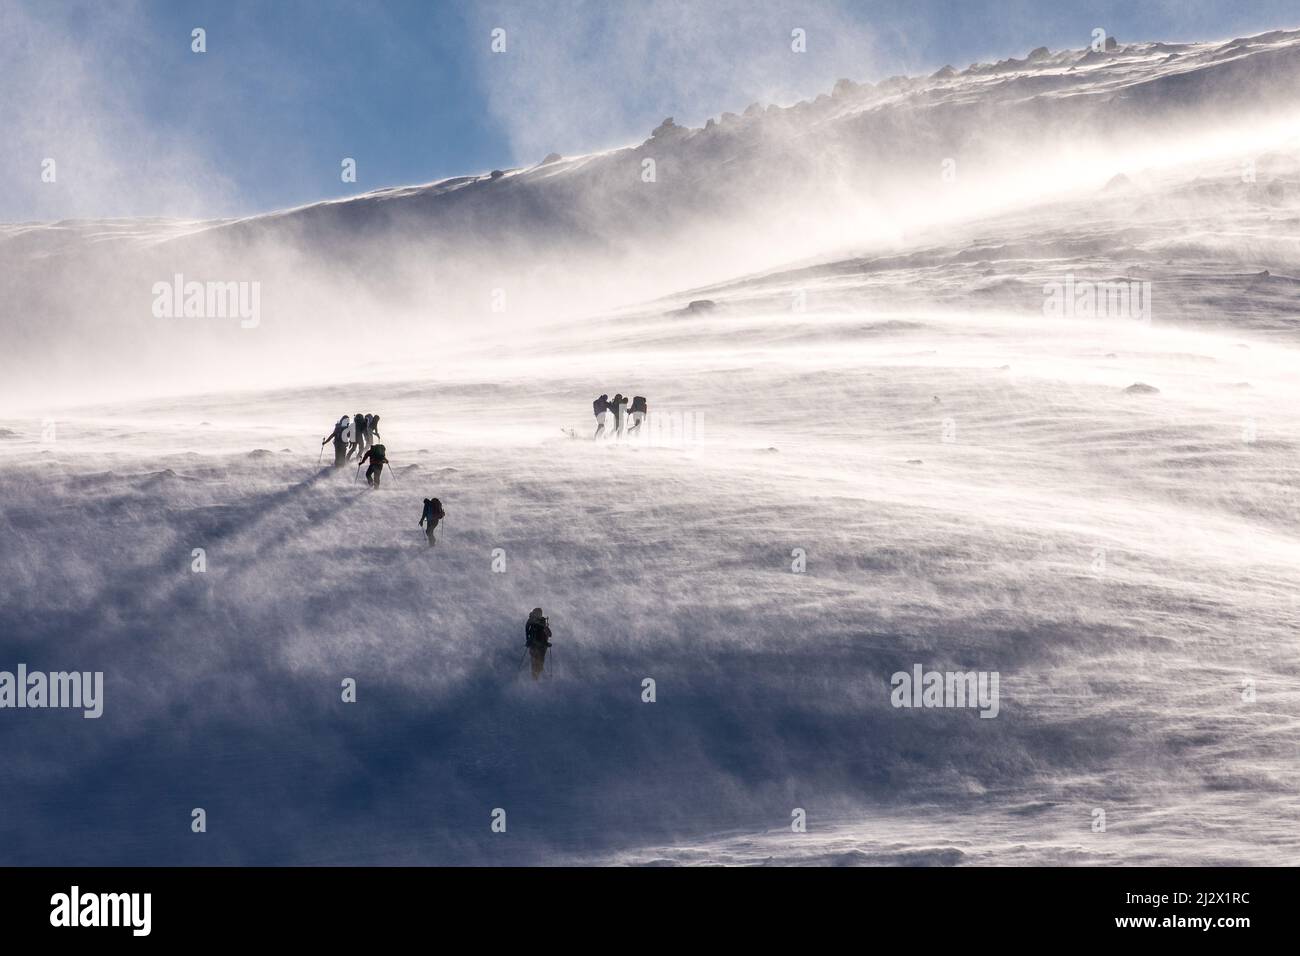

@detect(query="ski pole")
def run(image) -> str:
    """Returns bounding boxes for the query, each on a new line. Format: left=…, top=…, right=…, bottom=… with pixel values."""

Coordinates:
left=387, top=465, right=399, bottom=486
left=318, top=445, right=324, bottom=464
left=354, top=462, right=362, bottom=483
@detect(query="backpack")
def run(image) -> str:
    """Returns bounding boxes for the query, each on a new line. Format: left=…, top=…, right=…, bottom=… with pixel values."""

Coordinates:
left=526, top=617, right=550, bottom=648
left=430, top=498, right=444, bottom=520
left=370, top=443, right=386, bottom=461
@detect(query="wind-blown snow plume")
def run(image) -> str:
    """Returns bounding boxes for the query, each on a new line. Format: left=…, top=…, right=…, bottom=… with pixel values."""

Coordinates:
left=5, top=27, right=1300, bottom=408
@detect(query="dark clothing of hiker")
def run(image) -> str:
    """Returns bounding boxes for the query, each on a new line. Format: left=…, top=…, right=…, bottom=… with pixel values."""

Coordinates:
left=360, top=445, right=388, bottom=488
left=419, top=497, right=445, bottom=546
left=322, top=420, right=348, bottom=468
left=628, top=395, right=647, bottom=433
left=360, top=414, right=374, bottom=451
left=525, top=609, right=552, bottom=681
left=593, top=394, right=611, bottom=439
left=369, top=415, right=381, bottom=443
left=346, top=413, right=364, bottom=461
left=611, top=394, right=630, bottom=436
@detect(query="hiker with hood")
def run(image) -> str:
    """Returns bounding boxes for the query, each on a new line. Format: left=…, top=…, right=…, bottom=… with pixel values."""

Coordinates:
left=593, top=394, right=611, bottom=439
left=321, top=415, right=350, bottom=468
left=628, top=395, right=648, bottom=434
left=358, top=441, right=389, bottom=489
left=369, top=414, right=382, bottom=445
left=418, top=497, right=445, bottom=546
left=346, top=411, right=365, bottom=461
left=611, top=393, right=630, bottom=437
left=524, top=607, right=552, bottom=681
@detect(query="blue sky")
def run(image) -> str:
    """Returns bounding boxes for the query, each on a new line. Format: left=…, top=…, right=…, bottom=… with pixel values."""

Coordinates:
left=3, top=0, right=1297, bottom=221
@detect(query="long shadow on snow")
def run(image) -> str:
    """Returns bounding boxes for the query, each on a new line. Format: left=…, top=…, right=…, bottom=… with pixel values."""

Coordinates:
left=0, top=634, right=1139, bottom=865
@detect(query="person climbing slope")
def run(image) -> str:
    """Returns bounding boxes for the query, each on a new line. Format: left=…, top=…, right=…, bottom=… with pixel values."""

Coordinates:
left=322, top=415, right=350, bottom=468
left=419, top=497, right=445, bottom=546
left=593, top=394, right=611, bottom=439
left=524, top=608, right=552, bottom=681
left=628, top=395, right=648, bottom=434
left=360, top=413, right=374, bottom=454
left=359, top=442, right=389, bottom=489
left=611, top=393, right=630, bottom=437
left=346, top=411, right=365, bottom=460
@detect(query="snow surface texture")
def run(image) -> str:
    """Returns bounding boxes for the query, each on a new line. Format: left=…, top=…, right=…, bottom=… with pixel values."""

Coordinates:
left=2, top=30, right=1300, bottom=865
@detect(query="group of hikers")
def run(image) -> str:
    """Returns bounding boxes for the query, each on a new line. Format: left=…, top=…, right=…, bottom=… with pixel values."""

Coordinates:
left=315, top=412, right=555, bottom=680
left=592, top=393, right=647, bottom=439
left=320, top=413, right=447, bottom=544
left=321, top=412, right=387, bottom=486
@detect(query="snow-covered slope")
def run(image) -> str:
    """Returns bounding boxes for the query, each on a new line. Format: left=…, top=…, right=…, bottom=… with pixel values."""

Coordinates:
left=1, top=29, right=1299, bottom=866
left=5, top=27, right=1300, bottom=406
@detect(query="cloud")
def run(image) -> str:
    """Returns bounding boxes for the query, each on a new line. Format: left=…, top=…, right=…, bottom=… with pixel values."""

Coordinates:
left=0, top=0, right=235, bottom=222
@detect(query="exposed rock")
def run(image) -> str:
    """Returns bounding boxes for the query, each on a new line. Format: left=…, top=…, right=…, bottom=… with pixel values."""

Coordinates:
left=651, top=117, right=681, bottom=138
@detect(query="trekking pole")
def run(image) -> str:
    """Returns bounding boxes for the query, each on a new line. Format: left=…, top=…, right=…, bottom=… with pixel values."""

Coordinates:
left=387, top=464, right=399, bottom=486
left=354, top=462, right=361, bottom=483
left=318, top=445, right=324, bottom=464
